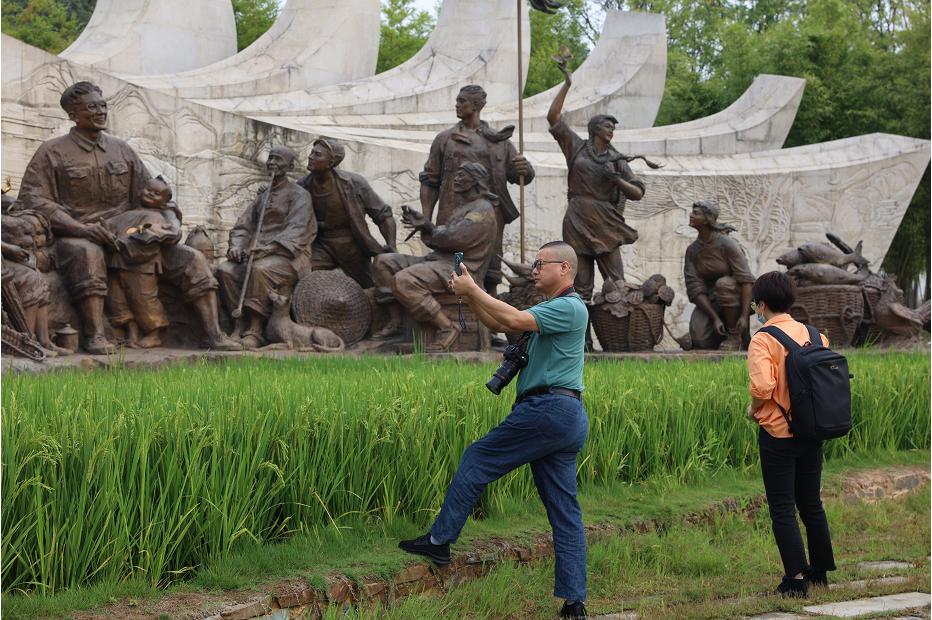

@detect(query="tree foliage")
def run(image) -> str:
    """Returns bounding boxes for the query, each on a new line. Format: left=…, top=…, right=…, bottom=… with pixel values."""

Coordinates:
left=376, top=0, right=435, bottom=74
left=524, top=0, right=590, bottom=97
left=1, top=0, right=79, bottom=53
left=231, top=0, right=279, bottom=52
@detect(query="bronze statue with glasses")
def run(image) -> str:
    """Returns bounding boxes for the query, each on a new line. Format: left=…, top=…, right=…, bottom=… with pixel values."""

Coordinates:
left=19, top=81, right=240, bottom=353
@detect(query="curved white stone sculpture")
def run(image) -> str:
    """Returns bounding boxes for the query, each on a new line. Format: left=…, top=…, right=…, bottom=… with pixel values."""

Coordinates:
left=4, top=35, right=928, bottom=342
left=481, top=10, right=667, bottom=132
left=119, top=0, right=380, bottom=98
left=272, top=10, right=667, bottom=132
left=60, top=0, right=237, bottom=75
left=194, top=0, right=530, bottom=116
left=258, top=74, right=804, bottom=157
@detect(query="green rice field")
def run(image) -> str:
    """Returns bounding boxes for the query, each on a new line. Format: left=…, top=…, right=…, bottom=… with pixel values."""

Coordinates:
left=2, top=352, right=928, bottom=594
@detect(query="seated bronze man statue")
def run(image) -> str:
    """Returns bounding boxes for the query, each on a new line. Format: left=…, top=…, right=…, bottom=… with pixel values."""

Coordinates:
left=19, top=81, right=239, bottom=353
left=372, top=162, right=499, bottom=352
left=216, top=145, right=316, bottom=349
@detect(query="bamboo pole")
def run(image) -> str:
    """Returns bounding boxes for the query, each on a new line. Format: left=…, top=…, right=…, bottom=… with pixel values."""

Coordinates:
left=517, top=0, right=526, bottom=263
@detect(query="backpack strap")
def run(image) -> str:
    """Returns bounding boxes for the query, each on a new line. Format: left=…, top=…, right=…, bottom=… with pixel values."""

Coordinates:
left=805, top=324, right=821, bottom=347
left=758, top=326, right=801, bottom=352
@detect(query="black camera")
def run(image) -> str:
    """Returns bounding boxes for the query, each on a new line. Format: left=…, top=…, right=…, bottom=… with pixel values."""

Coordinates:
left=486, top=333, right=530, bottom=394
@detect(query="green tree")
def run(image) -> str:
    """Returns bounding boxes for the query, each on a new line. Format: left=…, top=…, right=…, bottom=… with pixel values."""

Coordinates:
left=231, top=0, right=279, bottom=51
left=376, top=0, right=435, bottom=73
left=524, top=0, right=589, bottom=97
left=1, top=0, right=79, bottom=53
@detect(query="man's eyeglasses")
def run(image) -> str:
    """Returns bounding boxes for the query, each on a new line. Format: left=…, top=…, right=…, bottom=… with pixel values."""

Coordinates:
left=81, top=102, right=108, bottom=113
left=531, top=259, right=565, bottom=271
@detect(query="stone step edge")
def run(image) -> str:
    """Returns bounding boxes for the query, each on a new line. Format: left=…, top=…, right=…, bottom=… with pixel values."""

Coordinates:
left=197, top=468, right=929, bottom=620
left=196, top=494, right=769, bottom=620
left=77, top=466, right=923, bottom=620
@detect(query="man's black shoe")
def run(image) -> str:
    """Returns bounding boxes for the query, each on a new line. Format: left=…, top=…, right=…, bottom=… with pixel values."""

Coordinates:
left=398, top=533, right=451, bottom=565
left=560, top=600, right=588, bottom=619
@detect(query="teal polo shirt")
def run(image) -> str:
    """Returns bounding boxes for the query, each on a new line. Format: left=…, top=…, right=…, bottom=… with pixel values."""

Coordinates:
left=515, top=292, right=588, bottom=397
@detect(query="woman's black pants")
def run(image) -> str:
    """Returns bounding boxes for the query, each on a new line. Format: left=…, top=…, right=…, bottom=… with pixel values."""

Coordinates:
left=758, top=427, right=836, bottom=578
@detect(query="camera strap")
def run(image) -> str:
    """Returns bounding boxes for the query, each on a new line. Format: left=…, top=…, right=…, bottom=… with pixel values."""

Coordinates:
left=457, top=301, right=467, bottom=331
left=516, top=285, right=577, bottom=344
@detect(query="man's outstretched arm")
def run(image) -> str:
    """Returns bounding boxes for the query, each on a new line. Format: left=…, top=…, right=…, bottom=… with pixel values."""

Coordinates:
left=450, top=264, right=538, bottom=333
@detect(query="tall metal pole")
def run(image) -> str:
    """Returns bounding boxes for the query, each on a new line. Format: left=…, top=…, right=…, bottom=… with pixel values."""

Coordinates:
left=517, top=0, right=526, bottom=263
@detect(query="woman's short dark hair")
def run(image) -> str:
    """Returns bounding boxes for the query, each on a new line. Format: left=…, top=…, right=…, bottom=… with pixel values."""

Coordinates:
left=587, top=114, right=619, bottom=138
left=751, top=271, right=797, bottom=313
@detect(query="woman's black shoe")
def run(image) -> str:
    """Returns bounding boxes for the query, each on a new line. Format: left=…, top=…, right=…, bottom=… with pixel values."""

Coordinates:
left=776, top=576, right=808, bottom=598
left=560, top=600, right=588, bottom=619
left=804, top=567, right=828, bottom=587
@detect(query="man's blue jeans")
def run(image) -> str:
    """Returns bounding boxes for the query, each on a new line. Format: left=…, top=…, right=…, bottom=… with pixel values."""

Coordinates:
left=430, top=393, right=589, bottom=601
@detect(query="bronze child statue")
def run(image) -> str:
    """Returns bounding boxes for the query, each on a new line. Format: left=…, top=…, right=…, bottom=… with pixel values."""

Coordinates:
left=1, top=211, right=70, bottom=355
left=104, top=177, right=180, bottom=348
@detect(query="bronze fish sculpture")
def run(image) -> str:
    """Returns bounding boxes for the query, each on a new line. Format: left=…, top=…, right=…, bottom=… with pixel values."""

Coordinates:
left=789, top=263, right=869, bottom=287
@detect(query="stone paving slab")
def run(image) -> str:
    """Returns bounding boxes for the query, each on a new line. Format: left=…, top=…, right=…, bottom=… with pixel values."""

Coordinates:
left=858, top=561, right=913, bottom=571
left=803, top=592, right=930, bottom=617
left=746, top=613, right=809, bottom=620
left=830, top=576, right=910, bottom=590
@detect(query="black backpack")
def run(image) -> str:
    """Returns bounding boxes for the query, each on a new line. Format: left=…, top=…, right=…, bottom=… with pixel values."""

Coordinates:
left=758, top=324, right=853, bottom=440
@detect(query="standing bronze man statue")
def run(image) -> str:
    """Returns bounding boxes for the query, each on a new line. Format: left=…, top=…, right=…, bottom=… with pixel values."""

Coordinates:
left=418, top=85, right=534, bottom=295
left=216, top=146, right=316, bottom=349
left=296, top=137, right=397, bottom=288
left=684, top=200, right=755, bottom=351
left=547, top=61, right=649, bottom=302
left=19, top=81, right=239, bottom=353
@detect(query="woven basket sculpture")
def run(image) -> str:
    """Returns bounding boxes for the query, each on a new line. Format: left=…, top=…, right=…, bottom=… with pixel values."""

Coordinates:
left=789, top=284, right=863, bottom=347
left=291, top=270, right=371, bottom=345
left=590, top=303, right=664, bottom=352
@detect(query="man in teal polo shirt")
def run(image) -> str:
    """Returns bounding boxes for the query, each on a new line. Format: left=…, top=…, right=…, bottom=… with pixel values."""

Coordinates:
left=399, top=241, right=590, bottom=620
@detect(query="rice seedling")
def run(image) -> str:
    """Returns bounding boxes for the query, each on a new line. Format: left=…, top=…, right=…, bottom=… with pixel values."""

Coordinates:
left=2, top=352, right=926, bottom=593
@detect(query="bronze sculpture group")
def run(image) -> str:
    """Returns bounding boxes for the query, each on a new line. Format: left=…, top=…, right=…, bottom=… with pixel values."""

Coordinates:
left=2, top=75, right=925, bottom=359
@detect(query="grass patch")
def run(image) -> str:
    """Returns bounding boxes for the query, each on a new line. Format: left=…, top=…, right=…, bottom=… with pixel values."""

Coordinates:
left=3, top=450, right=927, bottom=620
left=330, top=483, right=930, bottom=620
left=3, top=353, right=928, bottom=594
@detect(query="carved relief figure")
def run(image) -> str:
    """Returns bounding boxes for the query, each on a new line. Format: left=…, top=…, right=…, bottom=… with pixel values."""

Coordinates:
left=18, top=81, right=238, bottom=353
left=547, top=58, right=651, bottom=301
left=372, top=162, right=500, bottom=351
left=296, top=137, right=397, bottom=287
left=418, top=85, right=534, bottom=294
left=683, top=200, right=755, bottom=351
left=216, top=145, right=316, bottom=349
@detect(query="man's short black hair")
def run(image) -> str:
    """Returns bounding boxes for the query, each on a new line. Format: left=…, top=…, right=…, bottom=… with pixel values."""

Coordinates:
left=458, top=85, right=487, bottom=109
left=60, top=81, right=103, bottom=113
left=751, top=271, right=797, bottom=313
